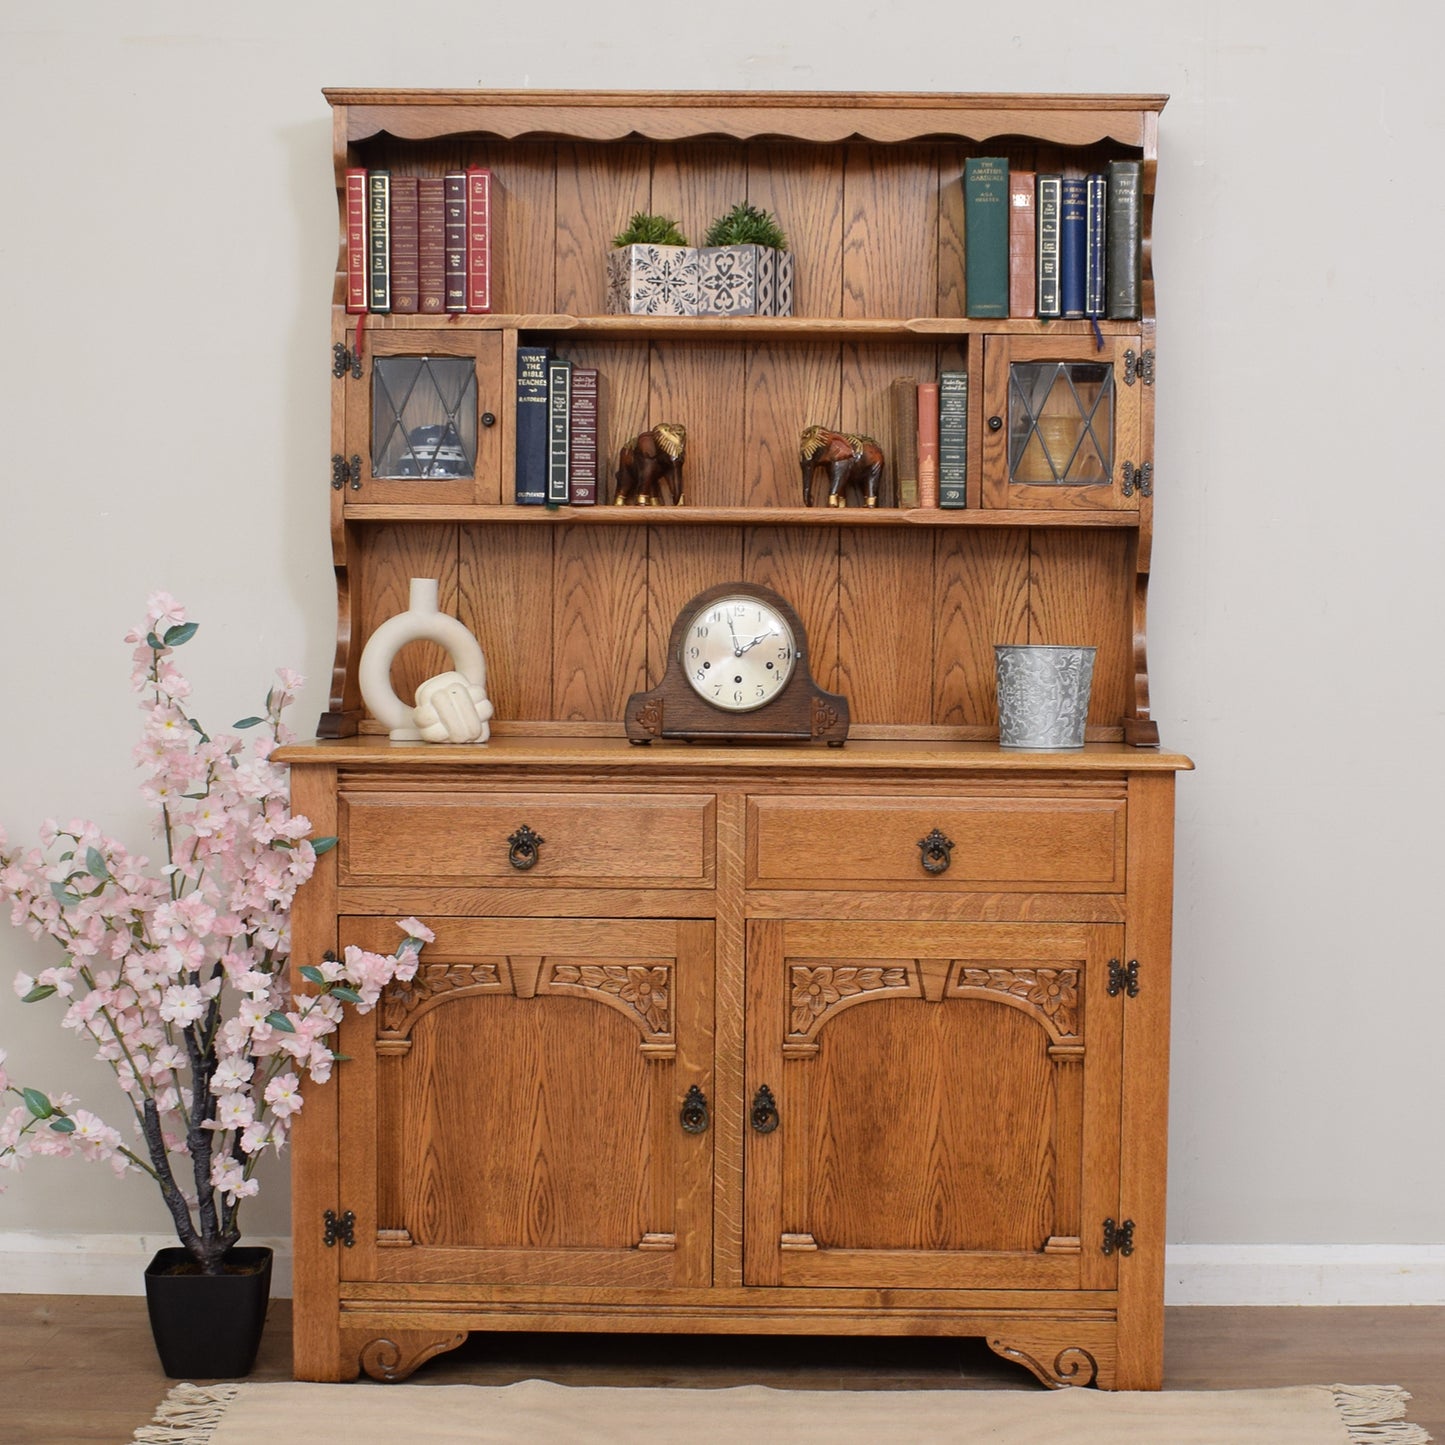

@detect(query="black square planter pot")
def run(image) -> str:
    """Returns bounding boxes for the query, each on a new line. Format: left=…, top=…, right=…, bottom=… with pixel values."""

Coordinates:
left=143, top=1246, right=273, bottom=1379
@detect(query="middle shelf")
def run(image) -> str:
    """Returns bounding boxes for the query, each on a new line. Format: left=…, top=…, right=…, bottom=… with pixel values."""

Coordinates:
left=340, top=503, right=1144, bottom=528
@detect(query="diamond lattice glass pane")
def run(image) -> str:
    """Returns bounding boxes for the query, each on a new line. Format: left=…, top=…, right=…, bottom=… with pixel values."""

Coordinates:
left=371, top=357, right=477, bottom=480
left=1008, top=362, right=1114, bottom=486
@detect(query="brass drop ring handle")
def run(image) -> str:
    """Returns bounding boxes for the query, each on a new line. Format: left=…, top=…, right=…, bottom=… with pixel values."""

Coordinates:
left=507, top=824, right=545, bottom=871
left=750, top=1084, right=779, bottom=1134
left=680, top=1084, right=710, bottom=1135
left=917, top=828, right=954, bottom=875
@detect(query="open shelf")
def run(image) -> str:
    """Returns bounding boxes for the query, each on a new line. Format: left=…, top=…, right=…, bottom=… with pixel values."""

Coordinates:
left=354, top=312, right=1141, bottom=342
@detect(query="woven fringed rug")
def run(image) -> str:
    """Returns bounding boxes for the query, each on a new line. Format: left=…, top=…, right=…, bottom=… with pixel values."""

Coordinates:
left=134, top=1379, right=1430, bottom=1444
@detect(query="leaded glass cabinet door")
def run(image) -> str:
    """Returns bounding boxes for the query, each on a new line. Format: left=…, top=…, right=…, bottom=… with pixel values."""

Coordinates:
left=982, top=336, right=1144, bottom=511
left=341, top=328, right=503, bottom=504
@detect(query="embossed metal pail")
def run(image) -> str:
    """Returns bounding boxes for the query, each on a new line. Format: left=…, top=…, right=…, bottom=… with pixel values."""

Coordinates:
left=994, top=645, right=1097, bottom=750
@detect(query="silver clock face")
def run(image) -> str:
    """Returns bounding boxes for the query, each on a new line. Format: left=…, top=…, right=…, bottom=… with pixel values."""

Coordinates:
left=681, top=595, right=797, bottom=712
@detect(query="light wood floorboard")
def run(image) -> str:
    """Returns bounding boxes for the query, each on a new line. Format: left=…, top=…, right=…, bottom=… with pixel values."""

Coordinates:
left=0, top=1297, right=1439, bottom=1442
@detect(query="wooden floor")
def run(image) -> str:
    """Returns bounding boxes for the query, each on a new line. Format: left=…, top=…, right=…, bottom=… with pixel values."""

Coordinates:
left=1, top=1297, right=1439, bottom=1441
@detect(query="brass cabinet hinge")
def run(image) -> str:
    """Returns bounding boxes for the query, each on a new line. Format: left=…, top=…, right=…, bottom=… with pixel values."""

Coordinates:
left=332, top=342, right=363, bottom=379
left=1121, top=461, right=1153, bottom=498
left=1107, top=958, right=1140, bottom=998
left=1102, top=1217, right=1135, bottom=1256
left=323, top=1208, right=356, bottom=1248
left=1123, top=348, right=1155, bottom=386
left=331, top=454, right=361, bottom=491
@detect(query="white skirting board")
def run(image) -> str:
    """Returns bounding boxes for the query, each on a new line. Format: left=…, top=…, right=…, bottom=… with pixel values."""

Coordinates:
left=1, top=1234, right=1443, bottom=1304
left=0, top=1232, right=294, bottom=1298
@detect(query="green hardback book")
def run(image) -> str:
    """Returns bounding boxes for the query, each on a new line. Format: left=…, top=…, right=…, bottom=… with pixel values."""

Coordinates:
left=1106, top=160, right=1142, bottom=320
left=938, top=371, right=968, bottom=508
left=964, top=157, right=1010, bottom=318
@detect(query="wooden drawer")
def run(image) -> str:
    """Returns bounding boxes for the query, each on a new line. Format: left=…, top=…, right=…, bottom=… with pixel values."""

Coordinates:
left=747, top=794, right=1126, bottom=892
left=339, top=791, right=714, bottom=887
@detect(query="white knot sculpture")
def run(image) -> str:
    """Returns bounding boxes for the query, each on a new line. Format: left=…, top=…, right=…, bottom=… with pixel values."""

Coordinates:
left=358, top=578, right=492, bottom=743
left=413, top=670, right=492, bottom=744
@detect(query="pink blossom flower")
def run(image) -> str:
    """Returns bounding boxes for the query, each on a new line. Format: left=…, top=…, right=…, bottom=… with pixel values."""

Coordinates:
left=263, top=1074, right=302, bottom=1118
left=159, top=984, right=206, bottom=1025
left=396, top=917, right=436, bottom=945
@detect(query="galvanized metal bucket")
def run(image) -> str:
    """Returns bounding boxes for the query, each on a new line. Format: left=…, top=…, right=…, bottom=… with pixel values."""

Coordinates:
left=994, top=644, right=1097, bottom=750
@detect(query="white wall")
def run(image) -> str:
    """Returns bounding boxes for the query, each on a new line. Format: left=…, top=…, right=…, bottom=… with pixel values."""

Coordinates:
left=2, top=2, right=1441, bottom=1293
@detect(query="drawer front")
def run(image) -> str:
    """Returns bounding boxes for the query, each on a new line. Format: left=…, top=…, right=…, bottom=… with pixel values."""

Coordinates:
left=748, top=794, right=1125, bottom=892
left=340, top=791, right=714, bottom=886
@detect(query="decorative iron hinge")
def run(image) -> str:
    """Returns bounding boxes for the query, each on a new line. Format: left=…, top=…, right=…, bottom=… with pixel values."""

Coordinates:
left=1123, top=348, right=1155, bottom=386
left=1107, top=958, right=1140, bottom=998
left=1121, top=461, right=1153, bottom=498
left=332, top=342, right=363, bottom=379
left=1102, top=1217, right=1135, bottom=1256
left=323, top=1208, right=356, bottom=1248
left=331, top=454, right=362, bottom=491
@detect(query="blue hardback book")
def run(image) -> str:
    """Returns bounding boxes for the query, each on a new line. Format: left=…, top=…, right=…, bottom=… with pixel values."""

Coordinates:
left=1058, top=176, right=1088, bottom=319
left=515, top=346, right=552, bottom=504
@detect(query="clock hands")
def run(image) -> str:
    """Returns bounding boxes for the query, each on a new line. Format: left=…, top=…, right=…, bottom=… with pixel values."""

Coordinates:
left=738, top=628, right=779, bottom=655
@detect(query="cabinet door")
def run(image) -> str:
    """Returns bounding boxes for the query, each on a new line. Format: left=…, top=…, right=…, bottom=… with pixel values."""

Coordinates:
left=336, top=915, right=713, bottom=1289
left=744, top=918, right=1122, bottom=1292
left=982, top=336, right=1144, bottom=511
left=341, top=328, right=504, bottom=505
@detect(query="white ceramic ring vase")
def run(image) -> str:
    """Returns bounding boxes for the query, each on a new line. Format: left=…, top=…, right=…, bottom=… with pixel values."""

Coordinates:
left=358, top=578, right=491, bottom=742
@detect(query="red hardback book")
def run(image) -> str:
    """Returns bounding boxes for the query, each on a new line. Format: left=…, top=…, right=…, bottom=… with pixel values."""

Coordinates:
left=344, top=167, right=368, bottom=313
left=1009, top=169, right=1037, bottom=319
left=388, top=175, right=419, bottom=314
left=443, top=173, right=467, bottom=313
left=916, top=382, right=940, bottom=508
left=417, top=177, right=446, bottom=314
left=466, top=166, right=492, bottom=314
left=568, top=367, right=602, bottom=504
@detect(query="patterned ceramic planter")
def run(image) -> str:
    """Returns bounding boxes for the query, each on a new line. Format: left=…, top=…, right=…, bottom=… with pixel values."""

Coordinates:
left=606, top=244, right=699, bottom=316
left=695, top=244, right=771, bottom=316
left=695, top=245, right=795, bottom=316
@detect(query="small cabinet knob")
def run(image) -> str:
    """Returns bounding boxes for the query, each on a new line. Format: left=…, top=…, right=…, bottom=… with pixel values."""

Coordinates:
left=481, top=411, right=497, bottom=427
left=750, top=1084, right=779, bottom=1134
left=916, top=828, right=954, bottom=875
left=507, top=824, right=545, bottom=871
left=987, top=415, right=1003, bottom=432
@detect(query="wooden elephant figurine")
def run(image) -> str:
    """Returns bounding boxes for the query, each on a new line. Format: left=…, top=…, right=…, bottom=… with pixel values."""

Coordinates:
left=799, top=425, right=884, bottom=508
left=614, top=423, right=687, bottom=505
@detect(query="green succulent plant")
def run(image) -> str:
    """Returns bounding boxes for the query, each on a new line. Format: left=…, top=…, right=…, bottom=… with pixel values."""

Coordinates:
left=704, top=202, right=787, bottom=251
left=612, top=212, right=690, bottom=247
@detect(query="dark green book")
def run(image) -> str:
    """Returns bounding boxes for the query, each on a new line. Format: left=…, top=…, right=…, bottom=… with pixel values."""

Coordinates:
left=1106, top=160, right=1142, bottom=320
left=938, top=371, right=968, bottom=509
left=964, top=157, right=1010, bottom=318
left=366, top=169, right=390, bottom=314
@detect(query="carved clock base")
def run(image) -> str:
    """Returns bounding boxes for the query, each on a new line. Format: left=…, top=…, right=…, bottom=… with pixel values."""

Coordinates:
left=348, top=1329, right=468, bottom=1382
left=987, top=1331, right=1115, bottom=1389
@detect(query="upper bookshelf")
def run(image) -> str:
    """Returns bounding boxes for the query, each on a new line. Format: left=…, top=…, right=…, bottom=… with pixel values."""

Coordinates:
left=323, top=90, right=1165, bottom=744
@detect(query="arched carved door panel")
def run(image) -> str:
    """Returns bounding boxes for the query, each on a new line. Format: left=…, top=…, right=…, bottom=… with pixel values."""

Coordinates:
left=744, top=918, right=1122, bottom=1292
left=337, top=915, right=713, bottom=1290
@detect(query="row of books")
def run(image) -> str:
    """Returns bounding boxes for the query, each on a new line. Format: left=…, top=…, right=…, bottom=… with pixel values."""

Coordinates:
left=892, top=374, right=968, bottom=509
left=964, top=158, right=1142, bottom=322
left=345, top=167, right=492, bottom=315
left=516, top=347, right=604, bottom=506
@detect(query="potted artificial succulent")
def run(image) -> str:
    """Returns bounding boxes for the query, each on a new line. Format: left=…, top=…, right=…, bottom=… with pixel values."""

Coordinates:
left=606, top=211, right=699, bottom=316
left=697, top=202, right=793, bottom=316
left=0, top=594, right=430, bottom=1378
